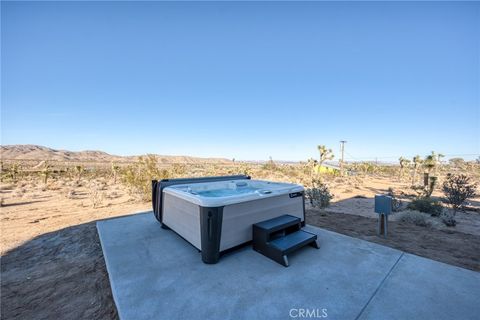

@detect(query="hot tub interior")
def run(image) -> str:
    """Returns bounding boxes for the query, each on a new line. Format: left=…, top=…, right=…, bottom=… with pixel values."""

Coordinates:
left=169, top=180, right=301, bottom=198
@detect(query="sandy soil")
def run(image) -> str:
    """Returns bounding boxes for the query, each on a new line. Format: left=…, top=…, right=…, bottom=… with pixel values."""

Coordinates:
left=1, top=180, right=148, bottom=320
left=1, top=175, right=479, bottom=319
left=1, top=181, right=150, bottom=254
left=306, top=209, right=480, bottom=272
left=1, top=221, right=119, bottom=320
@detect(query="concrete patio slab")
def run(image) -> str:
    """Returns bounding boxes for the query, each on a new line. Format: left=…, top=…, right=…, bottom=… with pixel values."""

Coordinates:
left=357, top=253, right=480, bottom=320
left=97, top=212, right=480, bottom=320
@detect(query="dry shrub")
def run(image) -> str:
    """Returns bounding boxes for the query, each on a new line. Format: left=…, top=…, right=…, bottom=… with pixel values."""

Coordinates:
left=397, top=210, right=431, bottom=227
left=96, top=179, right=108, bottom=191
left=305, top=179, right=333, bottom=209
left=13, top=187, right=27, bottom=198
left=121, top=155, right=169, bottom=201
left=107, top=191, right=119, bottom=199
left=18, top=181, right=28, bottom=188
left=441, top=211, right=457, bottom=227
left=442, top=174, right=477, bottom=212
left=407, top=198, right=443, bottom=216
left=64, top=188, right=76, bottom=199
left=47, top=181, right=63, bottom=191
left=171, top=164, right=187, bottom=176
left=88, top=182, right=105, bottom=208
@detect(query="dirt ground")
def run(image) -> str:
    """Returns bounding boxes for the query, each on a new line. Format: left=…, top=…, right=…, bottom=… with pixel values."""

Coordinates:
left=1, top=181, right=149, bottom=320
left=1, top=221, right=119, bottom=320
left=306, top=209, right=480, bottom=272
left=1, top=175, right=479, bottom=319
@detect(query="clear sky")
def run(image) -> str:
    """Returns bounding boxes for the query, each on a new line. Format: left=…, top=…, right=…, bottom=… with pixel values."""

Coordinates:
left=2, top=1, right=479, bottom=162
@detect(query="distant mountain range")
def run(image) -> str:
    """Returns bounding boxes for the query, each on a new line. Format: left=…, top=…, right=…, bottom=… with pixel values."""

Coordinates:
left=0, top=145, right=232, bottom=164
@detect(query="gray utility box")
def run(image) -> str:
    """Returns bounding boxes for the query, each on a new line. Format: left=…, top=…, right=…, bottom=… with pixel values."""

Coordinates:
left=375, top=195, right=392, bottom=238
left=375, top=195, right=392, bottom=216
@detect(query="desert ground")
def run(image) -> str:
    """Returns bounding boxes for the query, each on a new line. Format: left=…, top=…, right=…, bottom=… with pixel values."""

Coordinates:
left=1, top=146, right=479, bottom=319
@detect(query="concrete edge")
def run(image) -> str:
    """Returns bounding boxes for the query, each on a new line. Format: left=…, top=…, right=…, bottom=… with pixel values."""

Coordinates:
left=354, top=252, right=405, bottom=320
left=96, top=221, right=126, bottom=320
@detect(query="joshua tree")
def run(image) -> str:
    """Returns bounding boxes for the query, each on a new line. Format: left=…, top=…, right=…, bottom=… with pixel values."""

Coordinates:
left=9, top=162, right=20, bottom=183
left=412, top=155, right=423, bottom=185
left=424, top=151, right=443, bottom=175
left=398, top=157, right=411, bottom=180
left=423, top=152, right=436, bottom=175
left=317, top=145, right=334, bottom=168
left=111, top=163, right=120, bottom=184
left=422, top=151, right=443, bottom=186
left=41, top=162, right=52, bottom=185
left=75, top=165, right=84, bottom=183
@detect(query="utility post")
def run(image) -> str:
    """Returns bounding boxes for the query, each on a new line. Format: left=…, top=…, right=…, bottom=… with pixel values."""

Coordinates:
left=340, top=140, right=347, bottom=176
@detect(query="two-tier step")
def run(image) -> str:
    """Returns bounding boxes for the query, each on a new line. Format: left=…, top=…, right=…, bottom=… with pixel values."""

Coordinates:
left=252, top=214, right=320, bottom=267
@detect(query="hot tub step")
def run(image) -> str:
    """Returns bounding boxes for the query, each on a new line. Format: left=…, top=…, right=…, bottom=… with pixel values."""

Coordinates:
left=253, top=215, right=320, bottom=267
left=253, top=214, right=302, bottom=234
left=270, top=230, right=318, bottom=254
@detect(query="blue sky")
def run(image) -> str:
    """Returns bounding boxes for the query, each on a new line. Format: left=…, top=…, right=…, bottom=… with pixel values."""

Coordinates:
left=2, top=1, right=479, bottom=161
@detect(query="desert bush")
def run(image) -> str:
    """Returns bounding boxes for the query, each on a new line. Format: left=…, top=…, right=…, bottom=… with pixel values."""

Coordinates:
left=398, top=210, right=430, bottom=227
left=449, top=158, right=465, bottom=168
left=88, top=182, right=104, bottom=208
left=95, top=179, right=108, bottom=191
left=171, top=163, right=187, bottom=176
left=8, top=163, right=20, bottom=183
left=352, top=162, right=378, bottom=176
left=407, top=198, right=443, bottom=216
left=13, top=187, right=27, bottom=198
left=239, top=163, right=253, bottom=176
left=305, top=179, right=333, bottom=209
left=441, top=211, right=456, bottom=227
left=121, top=155, right=169, bottom=201
left=442, top=174, right=477, bottom=212
left=107, top=191, right=119, bottom=199
left=387, top=187, right=402, bottom=212
left=111, top=163, right=120, bottom=184
left=301, top=159, right=316, bottom=177
left=65, top=188, right=76, bottom=199
left=262, top=157, right=277, bottom=171
left=439, top=174, right=477, bottom=227
left=40, top=162, right=51, bottom=185
left=75, top=165, right=84, bottom=183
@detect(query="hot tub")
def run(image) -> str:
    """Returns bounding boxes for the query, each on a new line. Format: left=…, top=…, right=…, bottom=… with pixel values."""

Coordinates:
left=152, top=175, right=305, bottom=264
